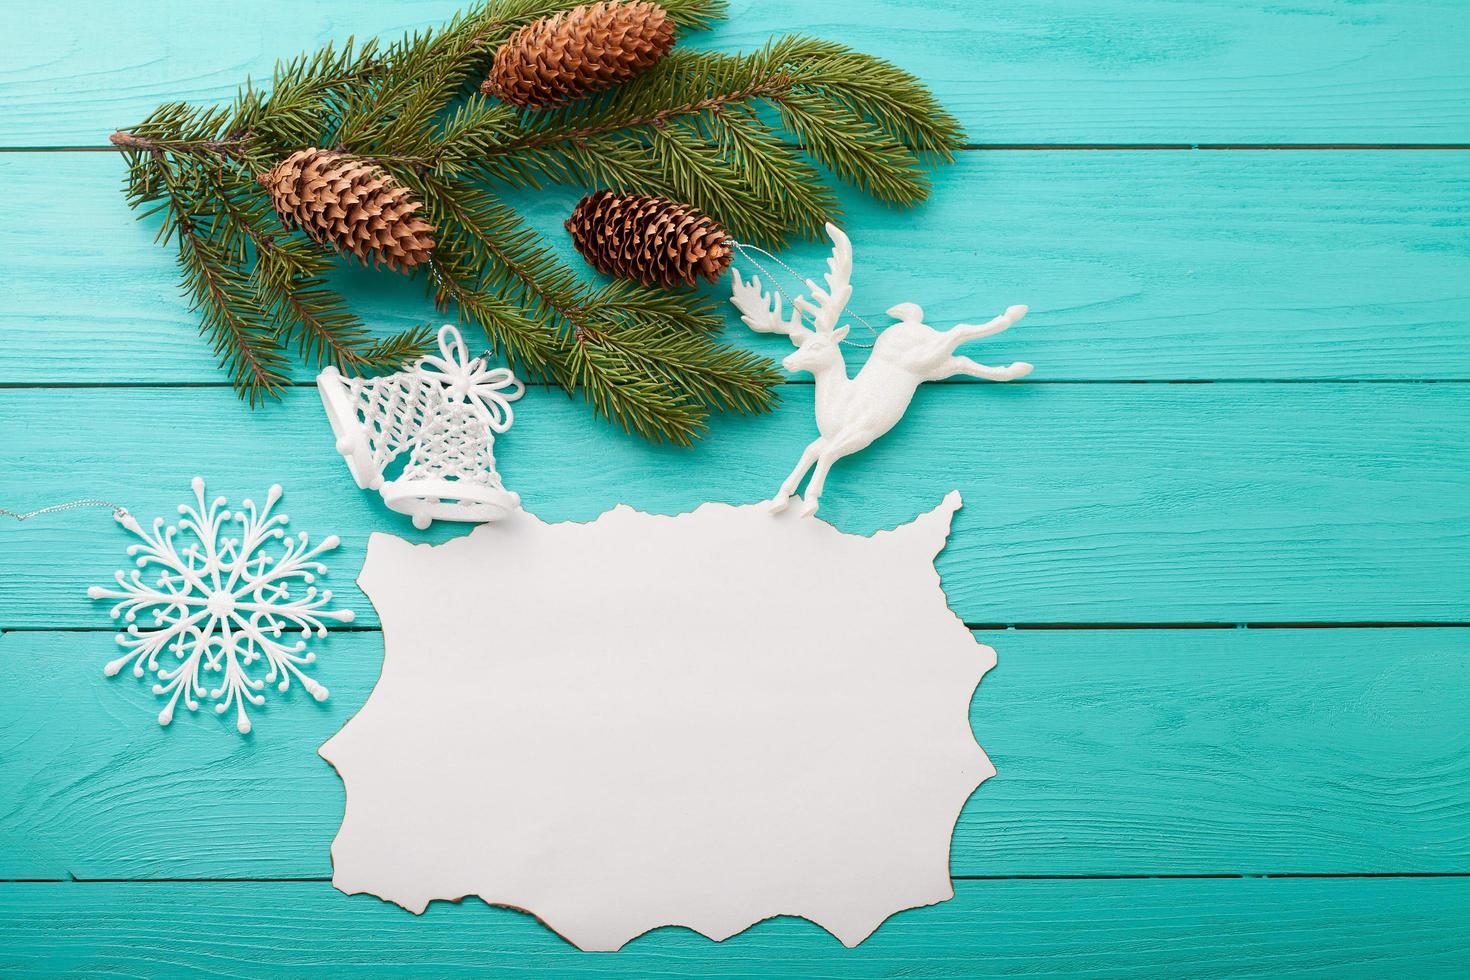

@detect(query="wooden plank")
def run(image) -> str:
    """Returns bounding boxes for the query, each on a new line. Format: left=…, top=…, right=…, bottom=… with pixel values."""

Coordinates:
left=4, top=0, right=1470, bottom=147
left=6, top=151, right=1470, bottom=384
left=1, top=878, right=1467, bottom=975
left=2, top=629, right=1465, bottom=880
left=2, top=384, right=1467, bottom=627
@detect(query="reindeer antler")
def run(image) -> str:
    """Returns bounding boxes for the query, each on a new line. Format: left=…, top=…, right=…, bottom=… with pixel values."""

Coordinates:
left=728, top=223, right=854, bottom=345
left=730, top=269, right=809, bottom=343
left=795, top=223, right=853, bottom=335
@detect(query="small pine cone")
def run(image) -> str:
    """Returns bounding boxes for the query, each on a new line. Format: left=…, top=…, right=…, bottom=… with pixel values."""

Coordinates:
left=482, top=1, right=676, bottom=108
left=566, top=191, right=733, bottom=289
left=257, top=148, right=435, bottom=273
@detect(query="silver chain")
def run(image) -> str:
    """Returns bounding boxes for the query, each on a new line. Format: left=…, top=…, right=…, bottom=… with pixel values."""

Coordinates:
left=0, top=499, right=129, bottom=522
left=727, top=240, right=881, bottom=350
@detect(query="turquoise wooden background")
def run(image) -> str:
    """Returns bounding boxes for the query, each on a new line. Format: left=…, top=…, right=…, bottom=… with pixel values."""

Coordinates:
left=2, top=0, right=1469, bottom=974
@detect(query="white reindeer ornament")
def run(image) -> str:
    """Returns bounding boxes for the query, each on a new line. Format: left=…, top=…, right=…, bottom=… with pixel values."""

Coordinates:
left=730, top=223, right=1031, bottom=516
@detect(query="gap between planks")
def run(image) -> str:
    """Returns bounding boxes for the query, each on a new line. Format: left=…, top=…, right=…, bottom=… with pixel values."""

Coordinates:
left=4, top=144, right=1470, bottom=153
left=6, top=622, right=1470, bottom=633
left=3, top=380, right=1468, bottom=391
left=6, top=872, right=1470, bottom=884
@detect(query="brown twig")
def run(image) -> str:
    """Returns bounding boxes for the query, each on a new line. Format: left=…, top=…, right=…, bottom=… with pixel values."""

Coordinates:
left=110, top=130, right=249, bottom=157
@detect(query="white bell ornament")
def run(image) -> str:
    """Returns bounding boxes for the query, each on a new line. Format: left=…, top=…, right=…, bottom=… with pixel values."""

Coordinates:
left=318, top=366, right=437, bottom=490
left=379, top=391, right=521, bottom=529
left=318, top=325, right=525, bottom=527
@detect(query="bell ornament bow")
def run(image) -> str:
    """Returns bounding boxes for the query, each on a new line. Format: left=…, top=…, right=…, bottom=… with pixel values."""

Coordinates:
left=414, top=324, right=524, bottom=433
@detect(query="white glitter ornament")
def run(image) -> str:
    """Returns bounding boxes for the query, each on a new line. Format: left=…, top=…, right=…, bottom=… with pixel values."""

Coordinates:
left=730, top=223, right=1032, bottom=516
left=317, top=365, right=436, bottom=491
left=381, top=394, right=520, bottom=529
left=319, top=325, right=523, bottom=527
left=411, top=325, right=523, bottom=433
left=88, top=477, right=353, bottom=734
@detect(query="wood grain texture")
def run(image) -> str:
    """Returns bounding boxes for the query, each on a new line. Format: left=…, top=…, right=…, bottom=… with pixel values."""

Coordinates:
left=4, top=0, right=1470, bottom=147
left=3, top=384, right=1467, bottom=627
left=6, top=151, right=1470, bottom=385
left=2, top=878, right=1468, bottom=976
left=2, top=629, right=1465, bottom=881
left=4, top=0, right=1469, bottom=970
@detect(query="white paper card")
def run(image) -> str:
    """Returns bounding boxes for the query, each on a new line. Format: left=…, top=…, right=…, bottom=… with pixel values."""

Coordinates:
left=322, top=493, right=995, bottom=950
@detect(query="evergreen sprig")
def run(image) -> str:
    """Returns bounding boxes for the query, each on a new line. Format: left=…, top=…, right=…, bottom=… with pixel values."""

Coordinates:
left=112, top=0, right=962, bottom=443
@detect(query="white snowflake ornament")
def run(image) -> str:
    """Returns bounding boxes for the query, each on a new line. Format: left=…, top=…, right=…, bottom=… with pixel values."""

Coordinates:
left=88, top=477, right=353, bottom=734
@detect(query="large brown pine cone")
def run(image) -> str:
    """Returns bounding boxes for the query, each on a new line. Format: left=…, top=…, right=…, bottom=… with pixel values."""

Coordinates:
left=566, top=191, right=732, bottom=289
left=257, top=149, right=435, bottom=273
left=482, top=1, right=676, bottom=108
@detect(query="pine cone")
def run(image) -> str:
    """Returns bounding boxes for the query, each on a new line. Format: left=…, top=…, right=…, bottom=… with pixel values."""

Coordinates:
left=257, top=149, right=435, bottom=273
left=482, top=1, right=676, bottom=108
left=566, top=191, right=732, bottom=289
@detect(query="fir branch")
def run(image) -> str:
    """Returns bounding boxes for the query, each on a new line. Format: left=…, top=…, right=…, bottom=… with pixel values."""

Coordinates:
left=423, top=175, right=777, bottom=440
left=649, top=120, right=789, bottom=245
left=433, top=95, right=520, bottom=172
left=239, top=39, right=384, bottom=153
left=361, top=325, right=441, bottom=367
left=337, top=21, right=482, bottom=154
left=768, top=36, right=965, bottom=157
left=771, top=87, right=930, bottom=206
left=490, top=71, right=790, bottom=154
left=596, top=280, right=724, bottom=334
left=179, top=231, right=291, bottom=402
left=560, top=339, right=708, bottom=446
left=145, top=151, right=290, bottom=400
left=575, top=302, right=780, bottom=417
left=479, top=37, right=960, bottom=240
left=112, top=0, right=956, bottom=442
left=425, top=251, right=562, bottom=375
left=195, top=167, right=312, bottom=273
left=707, top=106, right=834, bottom=241
left=252, top=258, right=367, bottom=369
left=428, top=247, right=707, bottom=445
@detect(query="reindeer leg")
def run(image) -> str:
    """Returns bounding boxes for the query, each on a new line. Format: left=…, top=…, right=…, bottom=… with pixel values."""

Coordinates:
left=944, top=305, right=1029, bottom=353
left=771, top=440, right=822, bottom=513
left=798, top=448, right=848, bottom=517
left=938, top=355, right=1033, bottom=382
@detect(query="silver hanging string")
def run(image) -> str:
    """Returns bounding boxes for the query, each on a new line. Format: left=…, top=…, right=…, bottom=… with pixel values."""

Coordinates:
left=727, top=240, right=881, bottom=350
left=1, top=499, right=129, bottom=522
